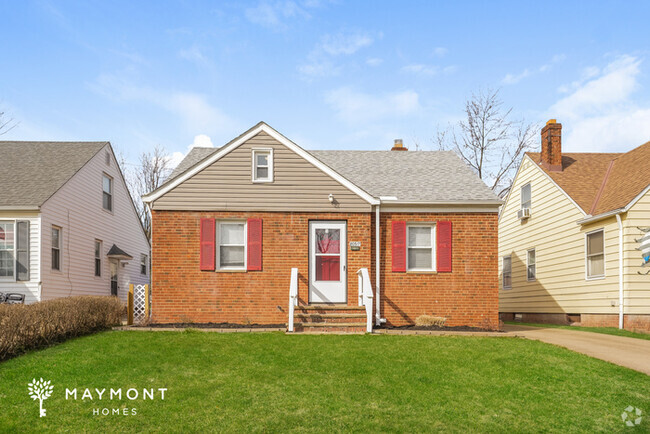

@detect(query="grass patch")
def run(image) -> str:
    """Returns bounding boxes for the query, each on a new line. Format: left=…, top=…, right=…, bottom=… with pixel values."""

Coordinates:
left=1, top=331, right=648, bottom=432
left=506, top=321, right=650, bottom=341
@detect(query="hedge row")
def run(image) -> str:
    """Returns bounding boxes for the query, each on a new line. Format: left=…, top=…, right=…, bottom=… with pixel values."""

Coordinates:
left=0, top=296, right=124, bottom=361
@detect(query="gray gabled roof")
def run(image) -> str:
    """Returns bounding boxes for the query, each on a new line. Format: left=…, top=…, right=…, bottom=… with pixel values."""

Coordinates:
left=166, top=146, right=499, bottom=204
left=0, top=141, right=108, bottom=208
left=310, top=150, right=499, bottom=203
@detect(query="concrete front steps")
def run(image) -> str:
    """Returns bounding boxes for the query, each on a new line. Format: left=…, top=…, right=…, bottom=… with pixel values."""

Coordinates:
left=290, top=305, right=368, bottom=334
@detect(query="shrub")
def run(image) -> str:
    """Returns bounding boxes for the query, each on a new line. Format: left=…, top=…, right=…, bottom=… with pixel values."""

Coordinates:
left=415, top=315, right=447, bottom=328
left=0, top=296, right=123, bottom=361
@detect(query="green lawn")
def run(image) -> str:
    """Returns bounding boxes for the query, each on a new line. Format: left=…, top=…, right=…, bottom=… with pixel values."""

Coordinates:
left=506, top=321, right=650, bottom=341
left=1, top=331, right=649, bottom=433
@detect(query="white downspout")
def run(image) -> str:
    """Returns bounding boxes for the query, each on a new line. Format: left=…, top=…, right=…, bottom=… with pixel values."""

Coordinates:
left=616, top=213, right=624, bottom=329
left=375, top=203, right=381, bottom=326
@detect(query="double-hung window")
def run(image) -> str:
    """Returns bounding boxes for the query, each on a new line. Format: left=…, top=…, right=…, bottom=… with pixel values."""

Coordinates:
left=0, top=222, right=15, bottom=279
left=103, top=174, right=113, bottom=211
left=140, top=254, right=148, bottom=275
left=95, top=240, right=102, bottom=277
left=521, top=183, right=531, bottom=210
left=406, top=224, right=435, bottom=271
left=52, top=226, right=61, bottom=271
left=586, top=229, right=605, bottom=278
left=527, top=249, right=536, bottom=281
left=252, top=149, right=273, bottom=182
left=217, top=221, right=246, bottom=269
left=503, top=256, right=512, bottom=289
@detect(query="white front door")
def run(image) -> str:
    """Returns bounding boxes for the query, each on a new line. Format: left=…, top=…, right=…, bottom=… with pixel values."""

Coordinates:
left=309, top=221, right=347, bottom=303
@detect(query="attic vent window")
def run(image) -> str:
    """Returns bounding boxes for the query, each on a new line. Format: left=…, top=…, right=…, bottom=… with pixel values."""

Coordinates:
left=252, top=149, right=273, bottom=183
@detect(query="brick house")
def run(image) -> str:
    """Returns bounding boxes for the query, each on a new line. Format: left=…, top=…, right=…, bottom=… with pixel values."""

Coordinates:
left=143, top=122, right=501, bottom=331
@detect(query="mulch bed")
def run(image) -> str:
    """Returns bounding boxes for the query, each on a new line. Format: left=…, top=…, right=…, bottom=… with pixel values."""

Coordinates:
left=383, top=325, right=504, bottom=333
left=138, top=322, right=286, bottom=329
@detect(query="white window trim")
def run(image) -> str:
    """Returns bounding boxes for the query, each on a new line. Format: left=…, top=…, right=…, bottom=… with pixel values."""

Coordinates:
left=406, top=223, right=436, bottom=272
left=251, top=148, right=274, bottom=183
left=216, top=220, right=247, bottom=270
left=52, top=225, right=62, bottom=272
left=0, top=220, right=16, bottom=282
left=502, top=255, right=512, bottom=289
left=526, top=248, right=536, bottom=282
left=102, top=173, right=114, bottom=212
left=521, top=182, right=531, bottom=211
left=94, top=239, right=102, bottom=277
left=585, top=228, right=606, bottom=280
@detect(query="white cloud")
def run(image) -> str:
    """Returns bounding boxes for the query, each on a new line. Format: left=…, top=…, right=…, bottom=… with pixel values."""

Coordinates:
left=90, top=73, right=238, bottom=136
left=299, top=31, right=374, bottom=79
left=548, top=55, right=650, bottom=152
left=366, top=57, right=383, bottom=67
left=179, top=46, right=208, bottom=65
left=325, top=87, right=420, bottom=124
left=245, top=1, right=310, bottom=31
left=502, top=54, right=565, bottom=85
left=433, top=47, right=448, bottom=57
left=401, top=64, right=439, bottom=77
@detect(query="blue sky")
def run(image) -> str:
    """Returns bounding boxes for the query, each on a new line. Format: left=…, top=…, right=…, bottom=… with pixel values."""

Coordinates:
left=2, top=0, right=650, bottom=168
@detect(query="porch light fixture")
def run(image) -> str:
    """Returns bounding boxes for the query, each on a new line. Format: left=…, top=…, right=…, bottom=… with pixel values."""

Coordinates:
left=328, top=194, right=334, bottom=203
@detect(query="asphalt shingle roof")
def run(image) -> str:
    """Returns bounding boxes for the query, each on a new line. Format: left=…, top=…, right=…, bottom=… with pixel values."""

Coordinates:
left=167, top=146, right=499, bottom=203
left=0, top=141, right=107, bottom=208
left=310, top=150, right=499, bottom=202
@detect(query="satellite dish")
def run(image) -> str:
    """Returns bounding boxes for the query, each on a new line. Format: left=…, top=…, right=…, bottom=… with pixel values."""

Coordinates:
left=639, top=231, right=650, bottom=263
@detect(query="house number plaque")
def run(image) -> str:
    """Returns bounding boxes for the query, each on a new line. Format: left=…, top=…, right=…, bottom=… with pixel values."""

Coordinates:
left=349, top=241, right=361, bottom=251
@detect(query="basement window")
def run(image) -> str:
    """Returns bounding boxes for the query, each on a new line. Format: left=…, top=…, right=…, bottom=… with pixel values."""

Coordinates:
left=252, top=149, right=273, bottom=183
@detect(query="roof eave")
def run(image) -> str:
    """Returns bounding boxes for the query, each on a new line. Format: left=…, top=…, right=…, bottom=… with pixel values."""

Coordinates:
left=0, top=206, right=41, bottom=211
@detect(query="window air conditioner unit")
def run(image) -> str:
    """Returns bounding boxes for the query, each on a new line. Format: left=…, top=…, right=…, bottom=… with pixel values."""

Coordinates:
left=518, top=208, right=531, bottom=220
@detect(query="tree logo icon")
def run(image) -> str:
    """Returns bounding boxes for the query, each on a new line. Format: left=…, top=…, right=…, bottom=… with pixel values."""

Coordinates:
left=621, top=406, right=643, bottom=427
left=28, top=378, right=54, bottom=417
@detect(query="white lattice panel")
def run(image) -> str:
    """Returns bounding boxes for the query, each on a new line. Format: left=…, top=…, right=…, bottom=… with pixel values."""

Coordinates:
left=133, top=284, right=147, bottom=323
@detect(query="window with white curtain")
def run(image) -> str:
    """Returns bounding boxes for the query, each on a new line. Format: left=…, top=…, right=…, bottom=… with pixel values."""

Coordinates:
left=503, top=256, right=512, bottom=289
left=586, top=229, right=605, bottom=278
left=217, top=221, right=246, bottom=269
left=406, top=224, right=435, bottom=271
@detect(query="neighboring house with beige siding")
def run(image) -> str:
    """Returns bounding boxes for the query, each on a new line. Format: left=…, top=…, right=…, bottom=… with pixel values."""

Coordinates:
left=499, top=120, right=650, bottom=332
left=0, top=141, right=149, bottom=304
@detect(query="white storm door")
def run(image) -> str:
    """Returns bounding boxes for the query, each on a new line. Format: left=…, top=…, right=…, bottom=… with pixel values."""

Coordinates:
left=309, top=221, right=347, bottom=303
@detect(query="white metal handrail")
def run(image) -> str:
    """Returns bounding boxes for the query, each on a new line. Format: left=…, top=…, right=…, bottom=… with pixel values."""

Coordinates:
left=288, top=268, right=299, bottom=332
left=357, top=268, right=374, bottom=333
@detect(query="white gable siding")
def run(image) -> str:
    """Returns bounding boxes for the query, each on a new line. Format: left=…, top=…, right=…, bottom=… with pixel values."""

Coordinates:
left=0, top=211, right=41, bottom=303
left=40, top=144, right=149, bottom=303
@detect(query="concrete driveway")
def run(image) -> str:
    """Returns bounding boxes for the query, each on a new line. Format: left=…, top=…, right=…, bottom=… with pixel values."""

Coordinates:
left=504, top=324, right=650, bottom=375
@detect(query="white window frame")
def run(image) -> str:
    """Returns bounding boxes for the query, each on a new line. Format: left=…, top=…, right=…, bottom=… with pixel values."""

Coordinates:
left=52, top=226, right=62, bottom=271
left=95, top=239, right=102, bottom=277
left=0, top=220, right=16, bottom=282
left=585, top=228, right=605, bottom=280
left=216, top=220, right=247, bottom=270
left=251, top=148, right=273, bottom=183
left=502, top=255, right=512, bottom=289
left=140, top=254, right=148, bottom=275
left=406, top=224, right=436, bottom=272
left=102, top=173, right=113, bottom=212
left=521, top=183, right=531, bottom=210
left=526, top=248, right=536, bottom=282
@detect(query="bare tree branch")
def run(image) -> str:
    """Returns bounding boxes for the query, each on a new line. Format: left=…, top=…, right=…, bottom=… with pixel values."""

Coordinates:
left=0, top=110, right=18, bottom=135
left=434, top=88, right=538, bottom=198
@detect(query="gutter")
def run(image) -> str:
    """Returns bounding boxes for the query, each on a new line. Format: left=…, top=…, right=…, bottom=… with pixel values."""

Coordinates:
left=616, top=214, right=624, bottom=329
left=375, top=203, right=383, bottom=326
left=576, top=208, right=625, bottom=225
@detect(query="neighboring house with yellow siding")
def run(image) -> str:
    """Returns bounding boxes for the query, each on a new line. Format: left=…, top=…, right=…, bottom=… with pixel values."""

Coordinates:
left=499, top=120, right=650, bottom=332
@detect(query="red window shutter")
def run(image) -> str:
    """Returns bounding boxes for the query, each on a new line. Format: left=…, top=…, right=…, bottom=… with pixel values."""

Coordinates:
left=391, top=221, right=406, bottom=272
left=200, top=218, right=215, bottom=271
left=437, top=221, right=452, bottom=272
left=247, top=218, right=263, bottom=271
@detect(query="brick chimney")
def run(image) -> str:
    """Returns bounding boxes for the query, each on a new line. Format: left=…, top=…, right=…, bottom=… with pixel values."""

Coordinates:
left=540, top=119, right=562, bottom=171
left=391, top=139, right=408, bottom=151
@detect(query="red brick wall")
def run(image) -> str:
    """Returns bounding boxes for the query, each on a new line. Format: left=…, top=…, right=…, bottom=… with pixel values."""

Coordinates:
left=151, top=210, right=371, bottom=324
left=379, top=212, right=499, bottom=329
left=151, top=210, right=499, bottom=329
